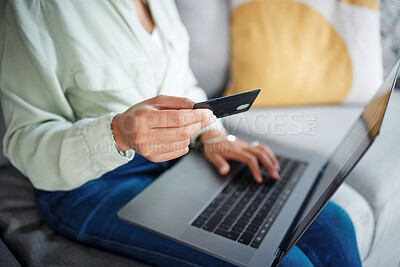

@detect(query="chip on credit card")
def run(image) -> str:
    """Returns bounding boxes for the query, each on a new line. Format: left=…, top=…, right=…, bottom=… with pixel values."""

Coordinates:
left=193, top=89, right=261, bottom=118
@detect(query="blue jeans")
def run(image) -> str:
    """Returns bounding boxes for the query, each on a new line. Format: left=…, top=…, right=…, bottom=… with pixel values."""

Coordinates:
left=35, top=154, right=362, bottom=267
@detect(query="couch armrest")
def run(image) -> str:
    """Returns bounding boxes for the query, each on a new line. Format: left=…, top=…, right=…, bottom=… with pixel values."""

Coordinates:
left=344, top=89, right=400, bottom=266
left=346, top=89, right=400, bottom=209
left=0, top=238, right=20, bottom=267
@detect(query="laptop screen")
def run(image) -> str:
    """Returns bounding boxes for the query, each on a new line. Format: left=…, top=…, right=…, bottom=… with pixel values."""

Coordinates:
left=277, top=59, right=400, bottom=263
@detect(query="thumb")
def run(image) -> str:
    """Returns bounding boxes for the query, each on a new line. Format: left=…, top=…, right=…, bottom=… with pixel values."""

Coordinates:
left=208, top=153, right=230, bottom=175
left=150, top=95, right=194, bottom=109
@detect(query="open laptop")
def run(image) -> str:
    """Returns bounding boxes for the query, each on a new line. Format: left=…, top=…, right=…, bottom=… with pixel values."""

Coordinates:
left=118, top=59, right=400, bottom=267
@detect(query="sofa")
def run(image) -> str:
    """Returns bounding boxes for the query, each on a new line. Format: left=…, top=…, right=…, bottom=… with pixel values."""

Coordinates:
left=1, top=0, right=399, bottom=266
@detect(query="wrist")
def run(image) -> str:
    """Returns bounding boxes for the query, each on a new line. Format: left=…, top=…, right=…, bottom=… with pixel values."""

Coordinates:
left=199, top=130, right=226, bottom=143
left=199, top=130, right=235, bottom=145
left=111, top=113, right=130, bottom=152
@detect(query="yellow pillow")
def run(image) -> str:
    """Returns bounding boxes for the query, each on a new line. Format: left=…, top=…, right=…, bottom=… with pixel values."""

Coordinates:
left=226, top=0, right=383, bottom=107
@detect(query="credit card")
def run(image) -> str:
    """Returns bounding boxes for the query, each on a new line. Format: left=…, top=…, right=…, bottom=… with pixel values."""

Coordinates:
left=193, top=89, right=261, bottom=118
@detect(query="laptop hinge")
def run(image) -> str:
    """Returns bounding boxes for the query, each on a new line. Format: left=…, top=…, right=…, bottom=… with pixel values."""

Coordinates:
left=272, top=248, right=283, bottom=267
left=273, top=247, right=281, bottom=258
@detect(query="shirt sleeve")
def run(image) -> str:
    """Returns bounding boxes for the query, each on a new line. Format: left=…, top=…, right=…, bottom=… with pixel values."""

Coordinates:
left=0, top=2, right=133, bottom=191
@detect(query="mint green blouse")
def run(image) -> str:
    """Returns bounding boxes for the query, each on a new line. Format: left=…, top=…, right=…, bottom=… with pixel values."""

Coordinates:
left=0, top=0, right=224, bottom=191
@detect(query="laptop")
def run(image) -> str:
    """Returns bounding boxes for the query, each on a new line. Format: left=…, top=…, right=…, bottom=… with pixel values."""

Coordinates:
left=118, top=59, right=400, bottom=267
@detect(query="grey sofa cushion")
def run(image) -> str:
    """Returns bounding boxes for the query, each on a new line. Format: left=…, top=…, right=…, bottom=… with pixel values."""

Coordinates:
left=344, top=89, right=400, bottom=267
left=0, top=238, right=20, bottom=267
left=331, top=184, right=374, bottom=261
left=175, top=0, right=230, bottom=98
left=0, top=165, right=149, bottom=267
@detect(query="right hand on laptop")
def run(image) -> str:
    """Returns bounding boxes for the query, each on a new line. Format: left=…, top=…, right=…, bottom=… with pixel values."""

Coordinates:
left=111, top=95, right=216, bottom=162
left=200, top=130, right=280, bottom=183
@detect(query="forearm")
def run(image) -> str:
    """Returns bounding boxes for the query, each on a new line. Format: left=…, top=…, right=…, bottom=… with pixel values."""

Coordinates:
left=3, top=112, right=133, bottom=191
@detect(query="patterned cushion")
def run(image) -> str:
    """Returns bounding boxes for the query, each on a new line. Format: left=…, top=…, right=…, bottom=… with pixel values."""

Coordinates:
left=226, top=0, right=383, bottom=107
left=381, top=0, right=400, bottom=77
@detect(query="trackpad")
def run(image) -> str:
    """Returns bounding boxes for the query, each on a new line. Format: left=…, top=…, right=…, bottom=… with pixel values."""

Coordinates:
left=153, top=152, right=228, bottom=202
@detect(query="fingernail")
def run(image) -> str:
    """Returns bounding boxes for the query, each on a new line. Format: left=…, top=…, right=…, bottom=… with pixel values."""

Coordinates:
left=274, top=171, right=280, bottom=179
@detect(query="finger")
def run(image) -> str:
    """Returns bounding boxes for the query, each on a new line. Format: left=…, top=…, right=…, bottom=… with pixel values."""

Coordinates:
left=150, top=120, right=216, bottom=142
left=149, top=95, right=194, bottom=109
left=205, top=152, right=230, bottom=175
left=150, top=109, right=215, bottom=128
left=257, top=145, right=280, bottom=170
left=221, top=150, right=262, bottom=183
left=165, top=139, right=191, bottom=152
left=146, top=146, right=189, bottom=162
left=137, top=139, right=190, bottom=156
left=247, top=146, right=279, bottom=179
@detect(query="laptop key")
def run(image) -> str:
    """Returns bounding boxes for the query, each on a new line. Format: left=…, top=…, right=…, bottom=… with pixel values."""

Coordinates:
left=227, top=232, right=240, bottom=241
left=251, top=216, right=264, bottom=225
left=215, top=229, right=240, bottom=241
left=218, top=223, right=231, bottom=231
left=247, top=204, right=258, bottom=212
left=203, top=215, right=223, bottom=232
left=251, top=222, right=272, bottom=248
left=248, top=185, right=258, bottom=192
left=192, top=219, right=205, bottom=228
left=224, top=216, right=236, bottom=224
left=232, top=224, right=244, bottom=233
left=251, top=217, right=264, bottom=227
left=246, top=225, right=259, bottom=234
left=198, top=212, right=212, bottom=220
left=251, top=236, right=263, bottom=248
left=238, top=232, right=255, bottom=245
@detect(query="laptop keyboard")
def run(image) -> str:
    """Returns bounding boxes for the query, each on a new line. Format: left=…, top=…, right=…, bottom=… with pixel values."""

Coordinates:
left=191, top=156, right=306, bottom=248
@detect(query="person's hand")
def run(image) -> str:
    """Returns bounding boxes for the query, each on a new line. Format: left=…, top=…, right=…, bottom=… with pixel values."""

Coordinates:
left=200, top=130, right=280, bottom=183
left=112, top=95, right=216, bottom=162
